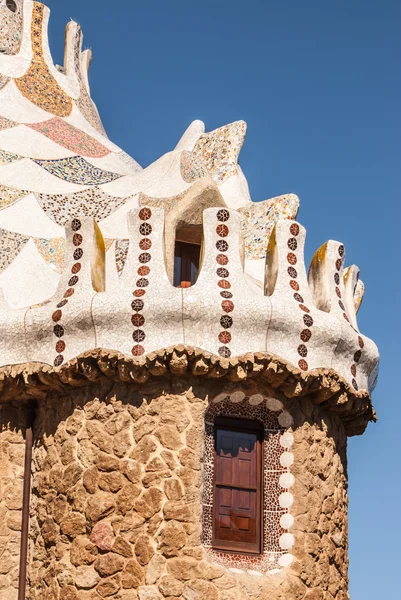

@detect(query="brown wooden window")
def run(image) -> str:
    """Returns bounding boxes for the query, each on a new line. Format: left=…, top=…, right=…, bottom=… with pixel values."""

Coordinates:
left=213, top=417, right=263, bottom=554
left=174, top=241, right=201, bottom=288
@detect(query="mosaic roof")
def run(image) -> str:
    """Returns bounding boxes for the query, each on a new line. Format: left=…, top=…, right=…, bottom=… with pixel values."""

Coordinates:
left=0, top=1, right=378, bottom=396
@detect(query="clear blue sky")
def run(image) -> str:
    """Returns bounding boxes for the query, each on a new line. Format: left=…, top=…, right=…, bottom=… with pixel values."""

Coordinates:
left=47, top=0, right=400, bottom=596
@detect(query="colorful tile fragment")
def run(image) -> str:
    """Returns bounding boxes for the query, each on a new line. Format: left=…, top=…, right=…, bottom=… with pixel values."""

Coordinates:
left=180, top=151, right=209, bottom=183
left=27, top=118, right=110, bottom=158
left=116, top=151, right=142, bottom=173
left=0, top=149, right=22, bottom=166
left=0, top=0, right=23, bottom=56
left=192, top=121, right=246, bottom=185
left=115, top=239, right=129, bottom=275
left=239, top=195, right=300, bottom=260
left=37, top=187, right=128, bottom=225
left=0, top=228, right=29, bottom=273
left=15, top=3, right=73, bottom=117
left=34, top=237, right=66, bottom=273
left=0, top=116, right=17, bottom=131
left=0, top=184, right=29, bottom=210
left=0, top=75, right=10, bottom=90
left=33, top=156, right=121, bottom=186
left=354, top=279, right=364, bottom=314
left=73, top=26, right=106, bottom=135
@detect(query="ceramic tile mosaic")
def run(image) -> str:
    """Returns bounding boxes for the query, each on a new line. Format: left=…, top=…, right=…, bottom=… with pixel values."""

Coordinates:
left=33, top=237, right=65, bottom=273
left=116, top=150, right=142, bottom=173
left=192, top=121, right=246, bottom=185
left=0, top=75, right=10, bottom=90
left=0, top=116, right=17, bottom=130
left=115, top=239, right=129, bottom=275
left=33, top=156, right=121, bottom=185
left=0, top=0, right=379, bottom=397
left=0, top=183, right=29, bottom=209
left=0, top=148, right=21, bottom=165
left=15, top=3, right=73, bottom=117
left=308, top=239, right=379, bottom=391
left=73, top=25, right=106, bottom=135
left=27, top=118, right=111, bottom=158
left=239, top=194, right=300, bottom=260
left=0, top=0, right=23, bottom=55
left=0, top=228, right=29, bottom=272
left=353, top=278, right=364, bottom=313
left=37, top=187, right=127, bottom=225
left=180, top=150, right=209, bottom=183
left=201, top=394, right=294, bottom=573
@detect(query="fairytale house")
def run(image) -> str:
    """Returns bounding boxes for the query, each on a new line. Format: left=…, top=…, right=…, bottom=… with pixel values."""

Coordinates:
left=0, top=2, right=379, bottom=599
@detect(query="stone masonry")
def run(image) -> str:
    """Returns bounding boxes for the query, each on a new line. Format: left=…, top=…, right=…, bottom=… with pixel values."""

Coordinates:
left=21, top=373, right=350, bottom=600
left=0, top=404, right=29, bottom=600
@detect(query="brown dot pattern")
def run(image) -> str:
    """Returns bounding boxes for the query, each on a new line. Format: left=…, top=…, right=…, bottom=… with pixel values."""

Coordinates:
left=52, top=220, right=83, bottom=366
left=334, top=244, right=363, bottom=390
left=215, top=211, right=233, bottom=358
left=286, top=224, right=312, bottom=373
left=130, top=210, right=154, bottom=356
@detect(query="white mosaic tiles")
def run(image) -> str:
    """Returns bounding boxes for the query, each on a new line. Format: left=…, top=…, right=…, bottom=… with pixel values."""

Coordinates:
left=0, top=1, right=379, bottom=397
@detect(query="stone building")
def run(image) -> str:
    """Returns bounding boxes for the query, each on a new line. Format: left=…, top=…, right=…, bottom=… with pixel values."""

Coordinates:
left=0, top=2, right=379, bottom=599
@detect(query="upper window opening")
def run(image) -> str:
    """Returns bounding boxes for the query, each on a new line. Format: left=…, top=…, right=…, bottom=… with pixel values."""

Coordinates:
left=174, top=241, right=201, bottom=288
left=6, top=0, right=17, bottom=13
left=213, top=417, right=263, bottom=554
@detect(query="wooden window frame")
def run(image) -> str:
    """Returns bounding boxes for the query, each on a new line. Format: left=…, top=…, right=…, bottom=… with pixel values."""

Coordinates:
left=173, top=240, right=201, bottom=288
left=212, top=417, right=263, bottom=555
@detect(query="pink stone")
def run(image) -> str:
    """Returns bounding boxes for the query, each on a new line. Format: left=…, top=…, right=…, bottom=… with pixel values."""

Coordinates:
left=90, top=521, right=115, bottom=551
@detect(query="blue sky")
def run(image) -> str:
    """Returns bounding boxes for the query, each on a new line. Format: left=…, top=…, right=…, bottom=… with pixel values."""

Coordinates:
left=47, top=0, right=400, bottom=596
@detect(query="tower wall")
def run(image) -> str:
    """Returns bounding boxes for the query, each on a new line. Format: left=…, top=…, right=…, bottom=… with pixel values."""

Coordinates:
left=0, top=405, right=27, bottom=600
left=26, top=376, right=349, bottom=600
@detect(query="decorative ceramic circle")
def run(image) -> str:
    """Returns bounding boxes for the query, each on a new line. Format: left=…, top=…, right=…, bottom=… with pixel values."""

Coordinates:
left=131, top=314, right=145, bottom=327
left=212, top=393, right=228, bottom=404
left=230, top=391, right=245, bottom=404
left=280, top=432, right=294, bottom=448
left=217, top=209, right=230, bottom=222
left=139, top=238, right=152, bottom=250
left=139, top=207, right=152, bottom=221
left=132, top=345, right=145, bottom=356
left=229, top=568, right=244, bottom=574
left=266, top=397, right=283, bottom=412
left=279, top=473, right=295, bottom=489
left=249, top=394, right=264, bottom=406
left=279, top=492, right=294, bottom=509
left=280, top=513, right=294, bottom=530
left=216, top=224, right=229, bottom=238
left=280, top=452, right=294, bottom=468
left=279, top=533, right=294, bottom=550
left=218, top=331, right=232, bottom=344
left=55, top=340, right=66, bottom=354
left=290, top=223, right=300, bottom=236
left=73, top=234, right=83, bottom=247
left=73, top=248, right=83, bottom=260
left=278, top=554, right=294, bottom=568
left=139, top=223, right=152, bottom=236
left=278, top=412, right=294, bottom=428
left=71, top=219, right=82, bottom=232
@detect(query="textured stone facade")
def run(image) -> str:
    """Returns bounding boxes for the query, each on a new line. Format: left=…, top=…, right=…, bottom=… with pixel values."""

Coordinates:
left=0, top=404, right=28, bottom=600
left=22, top=375, right=349, bottom=600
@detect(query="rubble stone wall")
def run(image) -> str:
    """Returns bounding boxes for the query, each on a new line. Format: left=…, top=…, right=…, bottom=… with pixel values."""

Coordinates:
left=28, top=377, right=349, bottom=600
left=0, top=404, right=28, bottom=600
